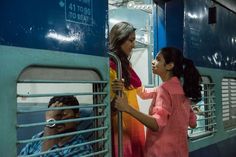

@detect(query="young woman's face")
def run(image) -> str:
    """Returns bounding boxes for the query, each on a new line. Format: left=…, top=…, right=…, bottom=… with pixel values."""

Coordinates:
left=152, top=53, right=167, bottom=76
left=121, top=32, right=135, bottom=56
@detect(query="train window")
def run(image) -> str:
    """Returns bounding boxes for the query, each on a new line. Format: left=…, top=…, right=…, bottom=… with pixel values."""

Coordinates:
left=188, top=76, right=216, bottom=140
left=17, top=67, right=109, bottom=157
left=222, top=78, right=236, bottom=130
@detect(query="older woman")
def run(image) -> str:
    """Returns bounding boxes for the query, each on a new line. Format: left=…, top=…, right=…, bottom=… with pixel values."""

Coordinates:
left=109, top=22, right=145, bottom=157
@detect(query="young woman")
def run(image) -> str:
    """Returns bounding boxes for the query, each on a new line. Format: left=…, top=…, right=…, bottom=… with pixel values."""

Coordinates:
left=114, top=47, right=202, bottom=157
left=109, top=22, right=145, bottom=157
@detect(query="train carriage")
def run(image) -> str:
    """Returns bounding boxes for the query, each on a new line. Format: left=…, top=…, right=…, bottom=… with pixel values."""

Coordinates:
left=0, top=0, right=236, bottom=156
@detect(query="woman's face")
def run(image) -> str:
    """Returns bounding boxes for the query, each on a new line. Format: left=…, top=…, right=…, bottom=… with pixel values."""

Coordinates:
left=121, top=32, right=135, bottom=56
left=152, top=53, right=167, bottom=76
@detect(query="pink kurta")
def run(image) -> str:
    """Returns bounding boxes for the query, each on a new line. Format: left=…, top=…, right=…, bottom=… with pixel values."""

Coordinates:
left=137, top=77, right=197, bottom=157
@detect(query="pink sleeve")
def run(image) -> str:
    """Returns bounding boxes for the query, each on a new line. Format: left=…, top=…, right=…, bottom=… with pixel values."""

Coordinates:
left=137, top=86, right=156, bottom=99
left=151, top=87, right=172, bottom=130
left=189, top=108, right=197, bottom=127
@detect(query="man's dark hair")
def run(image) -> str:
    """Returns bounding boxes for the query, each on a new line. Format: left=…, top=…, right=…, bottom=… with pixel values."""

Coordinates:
left=48, top=95, right=79, bottom=114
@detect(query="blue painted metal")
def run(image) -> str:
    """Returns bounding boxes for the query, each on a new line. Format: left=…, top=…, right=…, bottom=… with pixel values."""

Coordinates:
left=0, top=0, right=108, bottom=56
left=153, top=5, right=158, bottom=57
left=188, top=67, right=236, bottom=156
left=154, top=0, right=183, bottom=57
left=0, top=46, right=112, bottom=156
left=165, top=0, right=184, bottom=51
left=154, top=5, right=167, bottom=57
left=184, top=0, right=236, bottom=71
left=0, top=1, right=110, bottom=156
left=155, top=0, right=236, bottom=70
left=190, top=135, right=236, bottom=157
left=215, top=0, right=236, bottom=13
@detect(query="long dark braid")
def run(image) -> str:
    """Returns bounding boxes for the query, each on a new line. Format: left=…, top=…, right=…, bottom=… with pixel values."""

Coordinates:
left=182, top=58, right=202, bottom=102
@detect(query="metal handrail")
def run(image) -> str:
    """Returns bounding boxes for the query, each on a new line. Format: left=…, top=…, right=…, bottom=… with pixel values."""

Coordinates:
left=108, top=52, right=123, bottom=157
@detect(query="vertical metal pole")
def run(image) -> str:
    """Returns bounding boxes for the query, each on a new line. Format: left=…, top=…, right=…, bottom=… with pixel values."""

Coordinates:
left=108, top=52, right=123, bottom=157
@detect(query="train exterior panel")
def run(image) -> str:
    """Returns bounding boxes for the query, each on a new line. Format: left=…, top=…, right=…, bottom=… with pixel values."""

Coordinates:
left=0, top=0, right=236, bottom=156
left=0, top=0, right=108, bottom=56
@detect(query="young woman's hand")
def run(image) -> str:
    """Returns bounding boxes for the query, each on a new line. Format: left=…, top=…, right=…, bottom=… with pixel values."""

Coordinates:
left=111, top=79, right=124, bottom=93
left=192, top=105, right=204, bottom=116
left=114, top=94, right=132, bottom=113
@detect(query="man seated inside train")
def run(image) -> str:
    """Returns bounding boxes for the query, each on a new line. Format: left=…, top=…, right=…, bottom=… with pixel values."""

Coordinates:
left=19, top=95, right=93, bottom=156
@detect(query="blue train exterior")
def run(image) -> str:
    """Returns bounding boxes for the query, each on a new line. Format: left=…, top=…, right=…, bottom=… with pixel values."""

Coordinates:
left=0, top=0, right=236, bottom=156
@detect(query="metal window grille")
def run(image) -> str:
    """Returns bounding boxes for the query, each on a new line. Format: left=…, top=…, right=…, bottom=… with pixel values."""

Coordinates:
left=188, top=76, right=216, bottom=139
left=16, top=67, right=110, bottom=157
left=222, top=78, right=236, bottom=130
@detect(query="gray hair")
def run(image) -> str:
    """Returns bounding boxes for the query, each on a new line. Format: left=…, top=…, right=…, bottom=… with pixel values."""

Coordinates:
left=109, top=22, right=136, bottom=51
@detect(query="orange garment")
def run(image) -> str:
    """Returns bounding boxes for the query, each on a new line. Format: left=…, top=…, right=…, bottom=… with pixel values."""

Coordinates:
left=110, top=67, right=145, bottom=157
left=138, top=77, right=197, bottom=157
